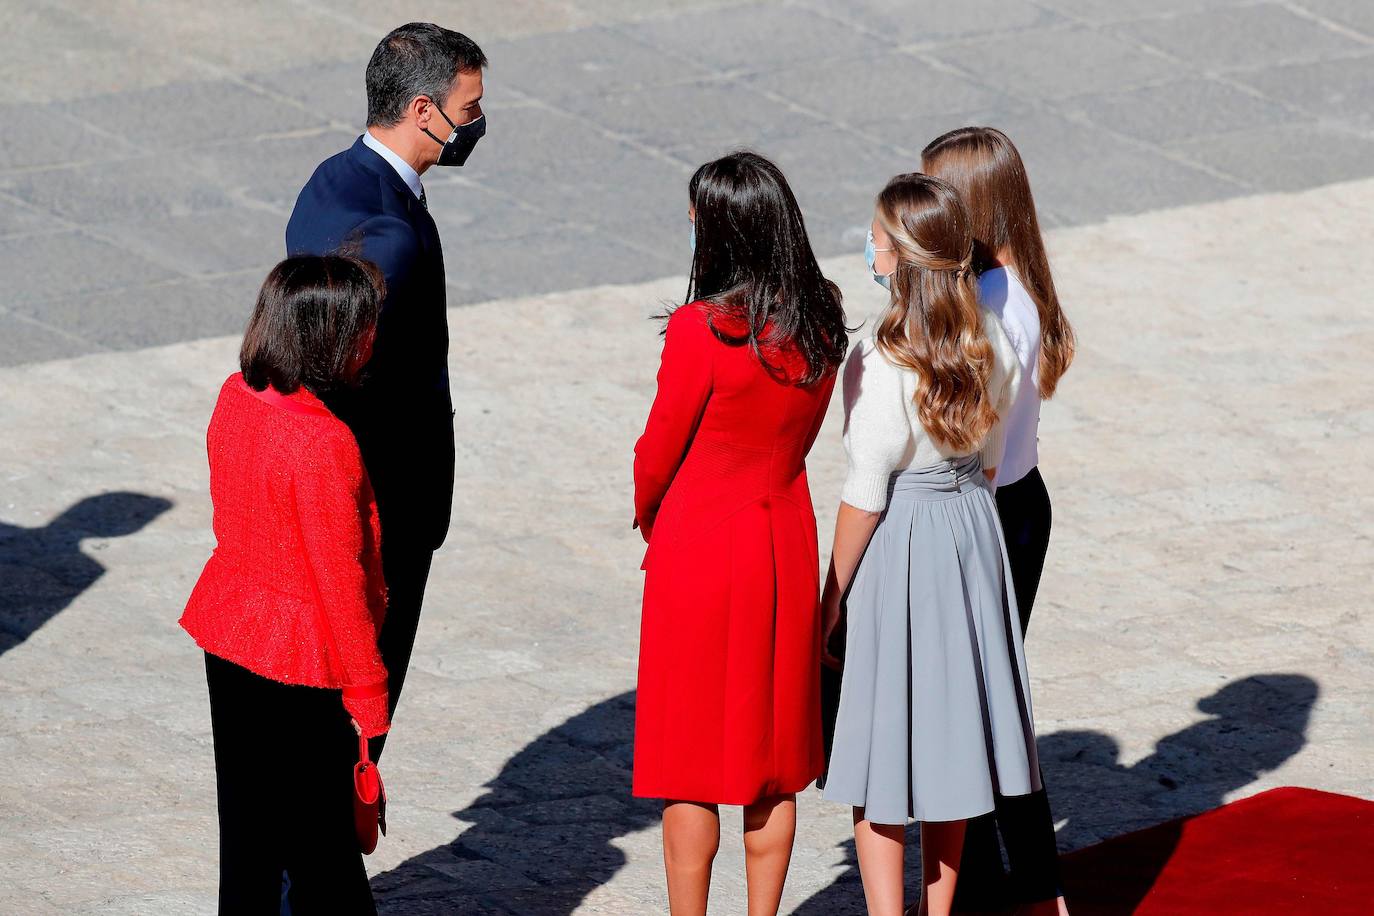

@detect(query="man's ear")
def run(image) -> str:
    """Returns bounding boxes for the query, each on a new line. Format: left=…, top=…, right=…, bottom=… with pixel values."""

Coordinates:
left=410, top=96, right=433, bottom=132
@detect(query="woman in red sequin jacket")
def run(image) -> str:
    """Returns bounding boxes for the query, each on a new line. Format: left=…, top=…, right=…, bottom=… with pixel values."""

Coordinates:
left=181, top=255, right=389, bottom=913
left=180, top=372, right=390, bottom=735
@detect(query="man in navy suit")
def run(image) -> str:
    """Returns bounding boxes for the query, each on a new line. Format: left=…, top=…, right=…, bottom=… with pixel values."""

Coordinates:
left=286, top=23, right=486, bottom=754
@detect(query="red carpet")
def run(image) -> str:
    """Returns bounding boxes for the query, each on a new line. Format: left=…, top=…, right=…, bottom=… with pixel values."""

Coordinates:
left=1059, top=787, right=1374, bottom=914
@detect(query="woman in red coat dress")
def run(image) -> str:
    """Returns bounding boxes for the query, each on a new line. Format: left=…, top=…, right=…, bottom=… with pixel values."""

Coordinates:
left=634, top=151, right=850, bottom=915
left=180, top=255, right=388, bottom=915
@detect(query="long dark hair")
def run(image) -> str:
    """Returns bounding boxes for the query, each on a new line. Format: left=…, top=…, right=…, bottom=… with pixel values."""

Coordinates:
left=240, top=255, right=384, bottom=395
left=680, top=150, right=847, bottom=386
left=921, top=127, right=1075, bottom=398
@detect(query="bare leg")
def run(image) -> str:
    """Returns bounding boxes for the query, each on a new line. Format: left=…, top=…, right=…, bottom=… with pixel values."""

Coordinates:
left=742, top=793, right=797, bottom=916
left=663, top=800, right=720, bottom=916
left=919, top=820, right=966, bottom=916
left=853, top=807, right=906, bottom=916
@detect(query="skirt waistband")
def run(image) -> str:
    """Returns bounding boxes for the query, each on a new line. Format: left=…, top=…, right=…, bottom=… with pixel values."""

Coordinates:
left=888, top=455, right=987, bottom=501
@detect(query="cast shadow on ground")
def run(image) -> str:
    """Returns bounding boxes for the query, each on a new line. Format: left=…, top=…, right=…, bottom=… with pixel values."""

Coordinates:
left=791, top=672, right=1319, bottom=915
left=371, top=673, right=1315, bottom=914
left=371, top=691, right=661, bottom=914
left=0, top=491, right=172, bottom=658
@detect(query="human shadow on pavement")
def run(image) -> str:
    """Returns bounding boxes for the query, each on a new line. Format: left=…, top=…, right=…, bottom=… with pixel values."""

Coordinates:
left=791, top=673, right=1318, bottom=915
left=0, top=491, right=172, bottom=658
left=371, top=690, right=661, bottom=915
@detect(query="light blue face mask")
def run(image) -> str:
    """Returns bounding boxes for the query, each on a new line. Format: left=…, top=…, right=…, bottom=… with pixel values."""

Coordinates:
left=865, top=229, right=894, bottom=290
left=690, top=220, right=696, bottom=254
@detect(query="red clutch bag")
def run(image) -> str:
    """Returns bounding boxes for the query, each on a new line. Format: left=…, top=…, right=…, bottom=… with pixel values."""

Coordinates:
left=353, top=735, right=386, bottom=855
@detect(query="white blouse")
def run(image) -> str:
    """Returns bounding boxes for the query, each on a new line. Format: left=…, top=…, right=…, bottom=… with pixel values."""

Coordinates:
left=840, top=309, right=1022, bottom=512
left=978, top=267, right=1041, bottom=487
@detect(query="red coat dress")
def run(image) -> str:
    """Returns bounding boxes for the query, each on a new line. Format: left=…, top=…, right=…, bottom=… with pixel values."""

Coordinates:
left=633, top=302, right=835, bottom=804
left=180, top=373, right=391, bottom=737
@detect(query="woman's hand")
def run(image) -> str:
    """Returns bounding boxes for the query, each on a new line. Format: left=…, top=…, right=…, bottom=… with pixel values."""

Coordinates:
left=821, top=586, right=844, bottom=670
left=821, top=502, right=884, bottom=671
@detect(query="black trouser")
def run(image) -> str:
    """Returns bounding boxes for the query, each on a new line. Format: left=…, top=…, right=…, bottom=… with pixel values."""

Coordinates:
left=204, top=653, right=376, bottom=916
left=998, top=467, right=1052, bottom=636
left=368, top=543, right=434, bottom=761
left=956, top=467, right=1061, bottom=907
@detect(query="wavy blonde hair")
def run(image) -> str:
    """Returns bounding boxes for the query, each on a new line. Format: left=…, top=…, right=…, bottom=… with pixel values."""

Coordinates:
left=874, top=173, right=998, bottom=453
left=922, top=126, right=1075, bottom=398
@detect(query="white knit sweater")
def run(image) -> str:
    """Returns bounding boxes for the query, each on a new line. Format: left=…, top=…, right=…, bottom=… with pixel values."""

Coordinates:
left=840, top=309, right=1022, bottom=512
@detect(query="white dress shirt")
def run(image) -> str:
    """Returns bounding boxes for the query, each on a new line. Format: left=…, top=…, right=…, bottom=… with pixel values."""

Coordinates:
left=978, top=267, right=1041, bottom=487
left=362, top=130, right=424, bottom=200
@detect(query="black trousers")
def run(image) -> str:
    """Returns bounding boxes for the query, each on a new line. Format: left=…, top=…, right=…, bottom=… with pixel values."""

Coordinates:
left=956, top=467, right=1062, bottom=907
left=205, top=653, right=376, bottom=915
left=368, top=543, right=434, bottom=761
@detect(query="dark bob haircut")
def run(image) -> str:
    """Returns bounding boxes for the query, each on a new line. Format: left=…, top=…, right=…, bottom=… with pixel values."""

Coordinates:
left=684, top=150, right=848, bottom=386
left=240, top=255, right=384, bottom=395
left=366, top=22, right=487, bottom=127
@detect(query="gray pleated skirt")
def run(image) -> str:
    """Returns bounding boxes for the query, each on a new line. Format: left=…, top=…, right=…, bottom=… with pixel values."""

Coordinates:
left=822, top=455, right=1041, bottom=825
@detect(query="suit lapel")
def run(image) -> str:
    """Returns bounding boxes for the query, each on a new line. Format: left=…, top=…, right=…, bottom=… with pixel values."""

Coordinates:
left=348, top=136, right=443, bottom=256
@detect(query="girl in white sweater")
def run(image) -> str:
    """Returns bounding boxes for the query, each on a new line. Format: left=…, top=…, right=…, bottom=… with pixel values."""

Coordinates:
left=820, top=174, right=1040, bottom=916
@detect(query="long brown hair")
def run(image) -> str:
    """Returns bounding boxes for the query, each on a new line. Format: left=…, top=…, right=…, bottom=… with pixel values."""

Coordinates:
left=874, top=173, right=997, bottom=453
left=921, top=126, right=1074, bottom=398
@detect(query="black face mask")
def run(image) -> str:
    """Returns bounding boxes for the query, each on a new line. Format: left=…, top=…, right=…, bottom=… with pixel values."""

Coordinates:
left=423, top=105, right=485, bottom=167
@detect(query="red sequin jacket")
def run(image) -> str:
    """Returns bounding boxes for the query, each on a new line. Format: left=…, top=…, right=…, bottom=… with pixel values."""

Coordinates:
left=181, top=374, right=390, bottom=737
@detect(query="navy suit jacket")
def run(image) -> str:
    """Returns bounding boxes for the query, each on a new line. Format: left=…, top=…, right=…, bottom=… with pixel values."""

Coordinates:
left=286, top=137, right=453, bottom=550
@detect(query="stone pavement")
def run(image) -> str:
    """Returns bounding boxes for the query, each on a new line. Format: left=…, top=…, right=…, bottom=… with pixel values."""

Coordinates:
left=3, top=0, right=1374, bottom=913
left=1, top=174, right=1372, bottom=913
left=4, top=0, right=1374, bottom=364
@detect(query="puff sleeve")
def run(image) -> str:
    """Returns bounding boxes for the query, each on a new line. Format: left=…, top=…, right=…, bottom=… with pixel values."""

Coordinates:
left=840, top=340, right=913, bottom=512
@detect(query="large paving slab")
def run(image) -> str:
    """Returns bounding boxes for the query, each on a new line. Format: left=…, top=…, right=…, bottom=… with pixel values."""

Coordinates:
left=0, top=176, right=1370, bottom=914
left=3, top=0, right=1374, bottom=364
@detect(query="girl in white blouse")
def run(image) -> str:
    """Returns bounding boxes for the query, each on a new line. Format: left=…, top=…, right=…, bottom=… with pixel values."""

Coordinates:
left=923, top=127, right=1076, bottom=916
left=820, top=173, right=1042, bottom=916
